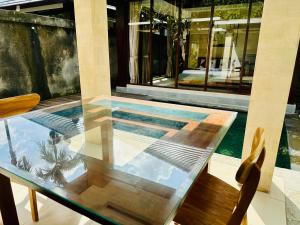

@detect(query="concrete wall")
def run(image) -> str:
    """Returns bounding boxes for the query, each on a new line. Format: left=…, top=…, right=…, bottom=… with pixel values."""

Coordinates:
left=0, top=9, right=80, bottom=100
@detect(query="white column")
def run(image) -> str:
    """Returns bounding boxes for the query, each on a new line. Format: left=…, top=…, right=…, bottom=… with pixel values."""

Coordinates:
left=222, top=33, right=233, bottom=77
left=74, top=0, right=111, bottom=99
left=242, top=0, right=300, bottom=192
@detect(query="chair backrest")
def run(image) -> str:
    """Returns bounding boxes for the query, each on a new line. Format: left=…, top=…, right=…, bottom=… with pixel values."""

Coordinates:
left=228, top=146, right=266, bottom=225
left=235, top=127, right=265, bottom=184
left=0, top=94, right=40, bottom=118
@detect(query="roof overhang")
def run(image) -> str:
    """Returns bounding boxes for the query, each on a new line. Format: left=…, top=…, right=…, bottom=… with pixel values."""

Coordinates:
left=0, top=0, right=45, bottom=7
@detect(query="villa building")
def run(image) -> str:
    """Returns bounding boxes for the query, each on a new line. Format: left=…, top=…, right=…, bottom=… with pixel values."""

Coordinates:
left=0, top=0, right=299, bottom=225
left=111, top=0, right=300, bottom=111
left=0, top=0, right=299, bottom=111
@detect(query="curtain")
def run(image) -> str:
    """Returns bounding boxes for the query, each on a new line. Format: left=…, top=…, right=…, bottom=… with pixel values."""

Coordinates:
left=165, top=21, right=173, bottom=77
left=142, top=31, right=151, bottom=84
left=129, top=2, right=141, bottom=84
left=142, top=55, right=150, bottom=84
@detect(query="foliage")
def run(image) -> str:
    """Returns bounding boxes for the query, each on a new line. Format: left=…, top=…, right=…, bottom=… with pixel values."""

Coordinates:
left=5, top=120, right=32, bottom=172
left=17, top=156, right=32, bottom=172
left=36, top=131, right=83, bottom=187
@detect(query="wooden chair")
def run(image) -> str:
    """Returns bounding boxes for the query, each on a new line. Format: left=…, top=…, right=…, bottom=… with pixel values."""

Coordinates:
left=236, top=127, right=265, bottom=185
left=0, top=93, right=41, bottom=222
left=173, top=127, right=266, bottom=225
left=0, top=94, right=40, bottom=118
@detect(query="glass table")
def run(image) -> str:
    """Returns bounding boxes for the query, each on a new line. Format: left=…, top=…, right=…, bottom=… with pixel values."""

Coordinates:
left=0, top=96, right=236, bottom=225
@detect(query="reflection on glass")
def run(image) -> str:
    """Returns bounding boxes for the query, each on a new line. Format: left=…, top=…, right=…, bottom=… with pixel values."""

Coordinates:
left=208, top=2, right=250, bottom=90
left=0, top=96, right=230, bottom=225
left=0, top=117, right=87, bottom=189
left=127, top=0, right=264, bottom=94
left=36, top=130, right=84, bottom=187
left=152, top=0, right=178, bottom=87
left=178, top=2, right=211, bottom=89
left=129, top=1, right=151, bottom=85
left=243, top=1, right=264, bottom=91
left=4, top=119, right=32, bottom=171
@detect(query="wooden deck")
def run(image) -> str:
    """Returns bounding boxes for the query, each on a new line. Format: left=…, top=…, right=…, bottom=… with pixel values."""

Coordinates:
left=34, top=92, right=151, bottom=110
left=34, top=94, right=81, bottom=110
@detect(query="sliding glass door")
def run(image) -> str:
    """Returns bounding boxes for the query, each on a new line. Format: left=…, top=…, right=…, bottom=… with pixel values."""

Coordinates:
left=151, top=0, right=178, bottom=88
left=207, top=2, right=250, bottom=91
left=243, top=0, right=264, bottom=93
left=126, top=0, right=264, bottom=95
left=128, top=0, right=151, bottom=85
left=179, top=1, right=211, bottom=90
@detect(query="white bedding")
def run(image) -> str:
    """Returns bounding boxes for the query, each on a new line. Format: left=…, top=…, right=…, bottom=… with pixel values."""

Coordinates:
left=181, top=69, right=230, bottom=77
left=179, top=69, right=253, bottom=84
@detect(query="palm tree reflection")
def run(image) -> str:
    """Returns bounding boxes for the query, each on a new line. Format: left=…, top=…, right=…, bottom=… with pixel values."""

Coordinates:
left=17, top=156, right=32, bottom=172
left=4, top=120, right=32, bottom=172
left=36, top=130, right=83, bottom=187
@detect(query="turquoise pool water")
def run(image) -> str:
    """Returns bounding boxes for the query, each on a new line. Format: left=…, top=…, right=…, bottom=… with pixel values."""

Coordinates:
left=112, top=121, right=167, bottom=138
left=93, top=100, right=208, bottom=121
left=52, top=104, right=189, bottom=139
left=52, top=104, right=290, bottom=169
left=112, top=111, right=187, bottom=130
left=52, top=100, right=208, bottom=139
left=216, top=112, right=290, bottom=169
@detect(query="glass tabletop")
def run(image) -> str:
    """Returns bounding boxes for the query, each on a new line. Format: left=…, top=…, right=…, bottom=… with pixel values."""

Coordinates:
left=0, top=96, right=236, bottom=225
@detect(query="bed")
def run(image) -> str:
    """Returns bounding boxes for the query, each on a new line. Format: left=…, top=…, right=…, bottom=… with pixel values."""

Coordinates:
left=178, top=69, right=253, bottom=86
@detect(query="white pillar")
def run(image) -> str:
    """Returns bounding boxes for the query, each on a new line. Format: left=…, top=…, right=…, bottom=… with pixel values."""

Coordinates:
left=242, top=0, right=300, bottom=192
left=74, top=0, right=111, bottom=99
left=222, top=33, right=233, bottom=77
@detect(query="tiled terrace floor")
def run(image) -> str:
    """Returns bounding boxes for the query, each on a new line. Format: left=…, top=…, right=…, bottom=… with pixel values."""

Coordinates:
left=7, top=94, right=295, bottom=225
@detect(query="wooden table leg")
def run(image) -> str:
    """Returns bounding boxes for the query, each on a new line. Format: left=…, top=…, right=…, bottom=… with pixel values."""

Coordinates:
left=29, top=188, right=39, bottom=222
left=0, top=174, right=19, bottom=225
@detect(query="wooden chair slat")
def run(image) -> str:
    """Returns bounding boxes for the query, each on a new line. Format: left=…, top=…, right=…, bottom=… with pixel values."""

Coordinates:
left=174, top=128, right=266, bottom=225
left=236, top=127, right=265, bottom=184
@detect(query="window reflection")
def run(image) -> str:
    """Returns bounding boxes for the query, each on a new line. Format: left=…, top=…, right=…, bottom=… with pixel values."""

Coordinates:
left=152, top=0, right=178, bottom=88
left=127, top=0, right=264, bottom=94
left=244, top=0, right=264, bottom=92
left=208, top=2, right=249, bottom=90
left=179, top=3, right=211, bottom=88
left=36, top=130, right=84, bottom=187
left=129, top=1, right=151, bottom=85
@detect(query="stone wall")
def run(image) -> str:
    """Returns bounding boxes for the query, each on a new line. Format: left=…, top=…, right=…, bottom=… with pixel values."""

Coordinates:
left=0, top=9, right=80, bottom=100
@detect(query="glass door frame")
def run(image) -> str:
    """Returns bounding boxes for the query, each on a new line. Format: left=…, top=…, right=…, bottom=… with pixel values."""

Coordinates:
left=126, top=0, right=257, bottom=95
